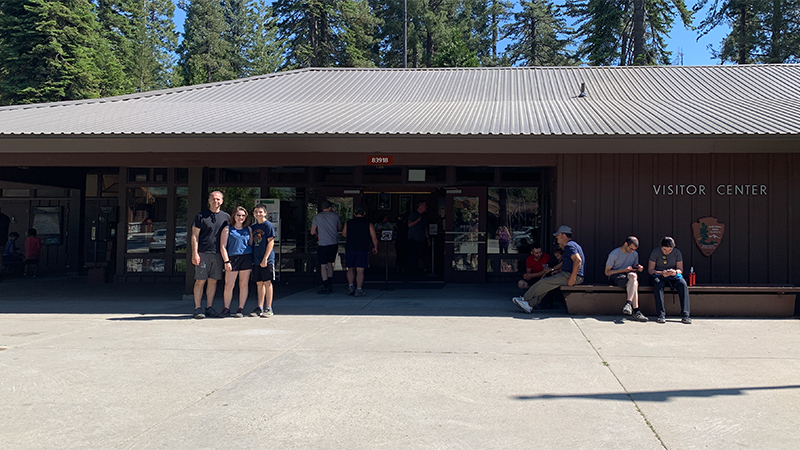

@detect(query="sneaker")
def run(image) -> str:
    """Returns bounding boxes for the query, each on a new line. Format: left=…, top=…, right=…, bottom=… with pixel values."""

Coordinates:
left=250, top=307, right=263, bottom=317
left=205, top=306, right=219, bottom=318
left=512, top=296, right=532, bottom=313
left=622, top=303, right=633, bottom=315
left=219, top=308, right=231, bottom=318
left=317, top=285, right=331, bottom=294
left=193, top=307, right=205, bottom=319
left=260, top=308, right=273, bottom=317
left=234, top=308, right=244, bottom=318
left=657, top=314, right=666, bottom=324
left=354, top=289, right=365, bottom=297
left=631, top=311, right=648, bottom=322
left=681, top=316, right=692, bottom=324
left=347, top=285, right=356, bottom=296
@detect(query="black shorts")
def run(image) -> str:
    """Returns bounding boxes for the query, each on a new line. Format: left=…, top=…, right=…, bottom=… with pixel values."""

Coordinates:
left=317, top=244, right=338, bottom=265
left=252, top=263, right=275, bottom=282
left=229, top=254, right=254, bottom=272
left=609, top=273, right=629, bottom=287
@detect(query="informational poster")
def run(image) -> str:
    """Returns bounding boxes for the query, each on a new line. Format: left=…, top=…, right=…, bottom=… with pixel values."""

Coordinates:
left=256, top=198, right=280, bottom=243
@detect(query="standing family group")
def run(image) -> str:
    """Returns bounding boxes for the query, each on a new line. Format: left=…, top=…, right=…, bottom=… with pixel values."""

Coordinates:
left=191, top=191, right=276, bottom=319
left=512, top=226, right=692, bottom=324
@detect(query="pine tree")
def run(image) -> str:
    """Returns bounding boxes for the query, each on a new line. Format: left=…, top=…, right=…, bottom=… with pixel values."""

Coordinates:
left=696, top=0, right=800, bottom=64
left=274, top=0, right=338, bottom=68
left=248, top=0, right=284, bottom=75
left=503, top=0, right=577, bottom=66
left=566, top=0, right=691, bottom=66
left=178, top=0, right=235, bottom=84
left=0, top=0, right=125, bottom=105
left=141, top=0, right=179, bottom=89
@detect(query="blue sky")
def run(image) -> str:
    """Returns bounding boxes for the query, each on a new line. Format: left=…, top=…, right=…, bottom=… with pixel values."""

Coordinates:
left=172, top=1, right=729, bottom=66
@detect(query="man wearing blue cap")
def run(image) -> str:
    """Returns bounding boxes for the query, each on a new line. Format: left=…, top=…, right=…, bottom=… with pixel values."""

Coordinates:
left=513, top=225, right=585, bottom=313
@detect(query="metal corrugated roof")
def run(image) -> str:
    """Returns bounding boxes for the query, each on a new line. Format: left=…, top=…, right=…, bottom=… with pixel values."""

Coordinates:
left=1, top=65, right=799, bottom=136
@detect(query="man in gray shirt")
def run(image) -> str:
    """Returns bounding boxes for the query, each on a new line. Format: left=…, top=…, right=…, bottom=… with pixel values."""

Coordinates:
left=605, top=236, right=646, bottom=322
left=648, top=236, right=691, bottom=324
left=311, top=200, right=341, bottom=294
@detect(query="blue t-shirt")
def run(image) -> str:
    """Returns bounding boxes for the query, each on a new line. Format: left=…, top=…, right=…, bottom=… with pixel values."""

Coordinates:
left=226, top=226, right=252, bottom=256
left=251, top=220, right=275, bottom=265
left=561, top=240, right=585, bottom=277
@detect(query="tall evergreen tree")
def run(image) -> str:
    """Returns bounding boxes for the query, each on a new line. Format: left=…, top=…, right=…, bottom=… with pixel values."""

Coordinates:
left=460, top=0, right=512, bottom=66
left=248, top=0, right=284, bottom=74
left=0, top=0, right=126, bottom=105
left=503, top=0, right=577, bottom=66
left=178, top=0, right=235, bottom=84
left=95, top=0, right=177, bottom=92
left=696, top=0, right=800, bottom=64
left=222, top=0, right=252, bottom=78
left=566, top=0, right=691, bottom=65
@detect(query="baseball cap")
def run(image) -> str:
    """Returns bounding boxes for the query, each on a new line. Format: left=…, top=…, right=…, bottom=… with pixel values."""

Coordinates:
left=321, top=200, right=333, bottom=209
left=354, top=205, right=366, bottom=215
left=553, top=225, right=573, bottom=236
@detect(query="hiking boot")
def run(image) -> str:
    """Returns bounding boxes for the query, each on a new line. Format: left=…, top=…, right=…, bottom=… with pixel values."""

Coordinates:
left=193, top=307, right=205, bottom=319
left=622, top=303, right=633, bottom=315
left=219, top=308, right=231, bottom=318
left=250, top=307, right=263, bottom=317
left=354, top=289, right=365, bottom=297
left=631, top=311, right=648, bottom=322
left=657, top=314, right=666, bottom=324
left=260, top=307, right=273, bottom=317
left=681, top=316, right=693, bottom=324
left=205, top=306, right=219, bottom=318
left=512, top=296, right=532, bottom=313
left=347, top=285, right=356, bottom=296
left=234, top=308, right=244, bottom=318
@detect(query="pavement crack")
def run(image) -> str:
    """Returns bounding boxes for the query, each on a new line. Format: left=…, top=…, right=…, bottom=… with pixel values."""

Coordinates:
left=571, top=317, right=668, bottom=449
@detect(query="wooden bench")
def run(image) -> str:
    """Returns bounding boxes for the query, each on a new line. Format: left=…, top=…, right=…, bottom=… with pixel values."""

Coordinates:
left=561, top=284, right=800, bottom=317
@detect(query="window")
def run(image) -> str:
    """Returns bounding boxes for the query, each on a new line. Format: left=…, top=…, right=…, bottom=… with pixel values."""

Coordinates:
left=487, top=187, right=541, bottom=255
left=126, top=187, right=168, bottom=253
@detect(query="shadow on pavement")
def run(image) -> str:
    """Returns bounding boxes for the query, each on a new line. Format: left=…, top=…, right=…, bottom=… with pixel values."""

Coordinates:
left=514, top=385, right=800, bottom=402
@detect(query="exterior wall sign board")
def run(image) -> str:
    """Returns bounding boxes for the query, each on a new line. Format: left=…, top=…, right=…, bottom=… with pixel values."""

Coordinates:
left=692, top=217, right=725, bottom=257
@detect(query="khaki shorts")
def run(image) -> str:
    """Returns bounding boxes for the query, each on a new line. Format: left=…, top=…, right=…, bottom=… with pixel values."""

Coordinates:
left=195, top=253, right=224, bottom=280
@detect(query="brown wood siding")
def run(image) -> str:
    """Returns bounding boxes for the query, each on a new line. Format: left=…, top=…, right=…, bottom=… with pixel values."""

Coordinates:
left=556, top=153, right=799, bottom=285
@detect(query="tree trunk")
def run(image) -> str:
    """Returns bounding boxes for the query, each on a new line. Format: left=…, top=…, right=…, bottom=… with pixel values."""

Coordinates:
left=632, top=0, right=646, bottom=65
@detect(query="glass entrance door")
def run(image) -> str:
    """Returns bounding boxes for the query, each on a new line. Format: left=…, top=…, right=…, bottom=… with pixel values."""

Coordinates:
left=444, top=187, right=487, bottom=283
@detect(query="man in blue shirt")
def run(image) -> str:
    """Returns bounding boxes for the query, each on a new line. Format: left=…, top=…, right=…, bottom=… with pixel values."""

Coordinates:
left=250, top=203, right=276, bottom=317
left=513, top=225, right=585, bottom=313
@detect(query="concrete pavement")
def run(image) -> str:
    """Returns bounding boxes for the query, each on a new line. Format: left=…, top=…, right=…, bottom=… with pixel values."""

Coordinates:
left=1, top=276, right=799, bottom=449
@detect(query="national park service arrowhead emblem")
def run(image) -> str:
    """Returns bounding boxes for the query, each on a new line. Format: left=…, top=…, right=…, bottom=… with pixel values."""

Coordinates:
left=692, top=217, right=724, bottom=257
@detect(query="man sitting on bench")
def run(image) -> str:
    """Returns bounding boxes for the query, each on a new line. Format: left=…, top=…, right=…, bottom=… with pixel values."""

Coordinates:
left=605, top=236, right=647, bottom=322
left=648, top=236, right=692, bottom=324
left=513, top=225, right=584, bottom=313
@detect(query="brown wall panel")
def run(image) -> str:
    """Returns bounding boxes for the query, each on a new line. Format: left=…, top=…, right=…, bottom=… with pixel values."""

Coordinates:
left=556, top=153, right=798, bottom=285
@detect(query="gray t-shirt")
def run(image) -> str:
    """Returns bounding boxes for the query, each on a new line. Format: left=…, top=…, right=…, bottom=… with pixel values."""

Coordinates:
left=312, top=210, right=341, bottom=246
left=649, top=247, right=683, bottom=271
left=605, top=247, right=639, bottom=271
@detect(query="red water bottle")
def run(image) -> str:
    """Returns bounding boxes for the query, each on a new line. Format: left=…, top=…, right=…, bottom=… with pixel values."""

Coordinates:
left=689, top=267, right=696, bottom=286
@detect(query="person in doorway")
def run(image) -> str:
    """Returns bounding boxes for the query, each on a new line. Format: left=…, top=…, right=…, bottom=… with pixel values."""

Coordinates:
left=648, top=236, right=691, bottom=324
left=513, top=225, right=584, bottom=313
left=406, top=201, right=429, bottom=278
left=219, top=206, right=253, bottom=318
left=497, top=225, right=510, bottom=254
left=374, top=214, right=393, bottom=231
left=250, top=203, right=276, bottom=317
left=394, top=214, right=408, bottom=273
left=190, top=191, right=230, bottom=319
left=343, top=205, right=379, bottom=297
left=4, top=232, right=22, bottom=262
left=24, top=228, right=43, bottom=277
left=605, top=236, right=647, bottom=322
left=311, top=200, right=341, bottom=294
